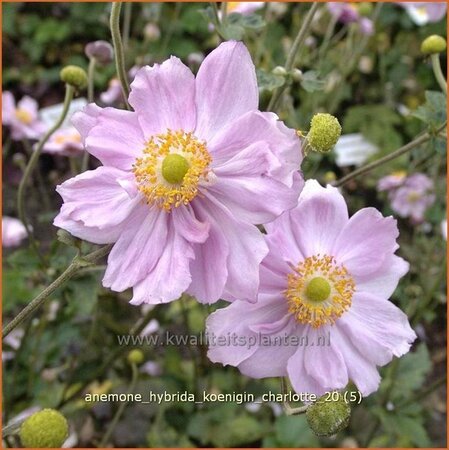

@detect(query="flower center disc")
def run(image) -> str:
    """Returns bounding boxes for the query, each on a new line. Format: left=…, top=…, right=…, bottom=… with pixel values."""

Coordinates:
left=285, top=255, right=355, bottom=328
left=133, top=130, right=212, bottom=211
left=15, top=108, right=33, bottom=125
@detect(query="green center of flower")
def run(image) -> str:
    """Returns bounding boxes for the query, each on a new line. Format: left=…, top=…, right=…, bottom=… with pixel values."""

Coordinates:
left=15, top=108, right=33, bottom=125
left=407, top=191, right=421, bottom=203
left=305, top=277, right=331, bottom=302
left=161, top=153, right=190, bottom=184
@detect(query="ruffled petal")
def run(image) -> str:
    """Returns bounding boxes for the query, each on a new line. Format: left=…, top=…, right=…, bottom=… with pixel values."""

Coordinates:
left=130, top=221, right=193, bottom=304
left=333, top=208, right=399, bottom=277
left=171, top=205, right=210, bottom=244
left=129, top=57, right=196, bottom=136
left=206, top=295, right=289, bottom=368
left=209, top=142, right=302, bottom=224
left=73, top=105, right=145, bottom=170
left=102, top=206, right=169, bottom=291
left=54, top=167, right=142, bottom=244
left=195, top=41, right=258, bottom=142
left=356, top=254, right=409, bottom=298
left=2, top=92, right=15, bottom=124
left=193, top=192, right=268, bottom=303
left=338, top=292, right=416, bottom=366
left=208, top=110, right=302, bottom=187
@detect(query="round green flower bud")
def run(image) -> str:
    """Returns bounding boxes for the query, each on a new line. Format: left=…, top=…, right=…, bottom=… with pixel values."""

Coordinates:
left=272, top=66, right=287, bottom=77
left=161, top=154, right=190, bottom=184
left=60, top=65, right=88, bottom=90
left=127, top=349, right=145, bottom=365
left=19, top=409, right=68, bottom=448
left=421, top=35, right=447, bottom=55
left=306, top=392, right=351, bottom=437
left=291, top=68, right=303, bottom=82
left=308, top=113, right=341, bottom=153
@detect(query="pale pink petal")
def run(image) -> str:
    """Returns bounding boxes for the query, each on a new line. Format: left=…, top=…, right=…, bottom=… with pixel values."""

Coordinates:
left=71, top=103, right=103, bottom=144
left=130, top=222, right=193, bottom=304
left=208, top=111, right=301, bottom=187
left=193, top=192, right=268, bottom=302
left=339, top=292, right=416, bottom=365
left=54, top=167, right=142, bottom=244
left=356, top=254, right=409, bottom=298
left=333, top=208, right=399, bottom=277
left=195, top=41, right=258, bottom=142
left=2, top=92, right=15, bottom=124
left=331, top=326, right=381, bottom=396
left=102, top=206, right=169, bottom=291
left=17, top=96, right=39, bottom=118
left=209, top=142, right=302, bottom=223
left=129, top=57, right=196, bottom=136
left=274, top=180, right=349, bottom=257
left=171, top=205, right=210, bottom=244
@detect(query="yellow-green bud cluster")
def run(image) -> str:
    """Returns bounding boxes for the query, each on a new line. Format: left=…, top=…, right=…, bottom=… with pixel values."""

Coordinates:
left=19, top=409, right=68, bottom=448
left=306, top=392, right=351, bottom=437
left=127, top=349, right=145, bottom=365
left=60, top=65, right=88, bottom=90
left=307, top=113, right=342, bottom=153
left=421, top=35, right=447, bottom=55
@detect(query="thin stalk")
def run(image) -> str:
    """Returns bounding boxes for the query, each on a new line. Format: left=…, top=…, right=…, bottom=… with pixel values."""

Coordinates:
left=122, top=2, right=132, bottom=51
left=110, top=2, right=130, bottom=109
left=267, top=2, right=320, bottom=112
left=334, top=122, right=447, bottom=187
left=280, top=377, right=308, bottom=415
left=17, top=84, right=74, bottom=261
left=82, top=57, right=96, bottom=172
left=2, top=244, right=111, bottom=338
left=431, top=53, right=447, bottom=94
left=99, top=363, right=139, bottom=447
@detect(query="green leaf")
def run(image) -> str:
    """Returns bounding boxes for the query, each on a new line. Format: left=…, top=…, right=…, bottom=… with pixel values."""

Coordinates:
left=263, top=415, right=320, bottom=447
left=301, top=71, right=326, bottom=93
left=412, top=90, right=447, bottom=129
left=257, top=69, right=286, bottom=91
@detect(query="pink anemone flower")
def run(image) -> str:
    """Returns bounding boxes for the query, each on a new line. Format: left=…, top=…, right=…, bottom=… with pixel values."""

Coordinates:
left=206, top=180, right=416, bottom=397
left=41, top=126, right=84, bottom=157
left=54, top=41, right=303, bottom=305
left=2, top=92, right=46, bottom=141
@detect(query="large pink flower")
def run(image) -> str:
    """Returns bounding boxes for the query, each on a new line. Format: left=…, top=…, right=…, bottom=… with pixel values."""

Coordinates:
left=207, top=180, right=416, bottom=397
left=54, top=41, right=303, bottom=305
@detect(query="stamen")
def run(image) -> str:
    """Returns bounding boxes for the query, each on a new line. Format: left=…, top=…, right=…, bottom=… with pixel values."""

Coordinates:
left=133, top=129, right=212, bottom=211
left=285, top=255, right=355, bottom=328
left=15, top=109, right=33, bottom=125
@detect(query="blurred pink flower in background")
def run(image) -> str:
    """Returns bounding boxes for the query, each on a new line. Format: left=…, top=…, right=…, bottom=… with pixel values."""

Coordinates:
left=441, top=218, right=447, bottom=241
left=378, top=172, right=435, bottom=223
left=227, top=2, right=265, bottom=15
left=207, top=180, right=415, bottom=397
left=41, top=127, right=84, bottom=157
left=54, top=41, right=303, bottom=306
left=2, top=92, right=46, bottom=140
left=101, top=67, right=140, bottom=105
left=327, top=2, right=374, bottom=35
left=2, top=216, right=27, bottom=248
left=396, top=2, right=447, bottom=25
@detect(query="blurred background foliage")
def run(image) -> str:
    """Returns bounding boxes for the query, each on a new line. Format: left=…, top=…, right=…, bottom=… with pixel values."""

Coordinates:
left=2, top=2, right=447, bottom=448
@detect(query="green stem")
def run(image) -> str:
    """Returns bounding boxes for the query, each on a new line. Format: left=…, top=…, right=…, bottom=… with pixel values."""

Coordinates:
left=431, top=53, right=447, bottom=95
left=2, top=244, right=111, bottom=338
left=17, top=84, right=74, bottom=260
left=122, top=2, right=132, bottom=51
left=334, top=122, right=447, bottom=187
left=99, top=363, right=139, bottom=447
left=110, top=2, right=130, bottom=109
left=267, top=2, right=320, bottom=112
left=280, top=377, right=308, bottom=415
left=87, top=57, right=96, bottom=103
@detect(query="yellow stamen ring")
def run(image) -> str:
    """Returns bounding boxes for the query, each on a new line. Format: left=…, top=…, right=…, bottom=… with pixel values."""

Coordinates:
left=285, top=255, right=355, bottom=328
left=133, top=130, right=212, bottom=211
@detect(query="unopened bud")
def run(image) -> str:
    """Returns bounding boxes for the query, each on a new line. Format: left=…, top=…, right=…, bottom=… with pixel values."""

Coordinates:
left=291, top=68, right=303, bottom=82
left=85, top=40, right=114, bottom=65
left=19, top=409, right=68, bottom=448
left=127, top=349, right=145, bottom=365
left=306, top=392, right=351, bottom=437
left=144, top=23, right=161, bottom=42
left=272, top=66, right=287, bottom=77
left=60, top=65, right=88, bottom=90
left=421, top=35, right=447, bottom=55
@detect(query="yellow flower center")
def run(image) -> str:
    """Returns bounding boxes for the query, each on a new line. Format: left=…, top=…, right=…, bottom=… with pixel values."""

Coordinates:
left=407, top=191, right=421, bottom=203
left=54, top=133, right=81, bottom=145
left=285, top=255, right=355, bottom=328
left=133, top=130, right=212, bottom=211
left=15, top=108, right=33, bottom=125
left=227, top=2, right=241, bottom=13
